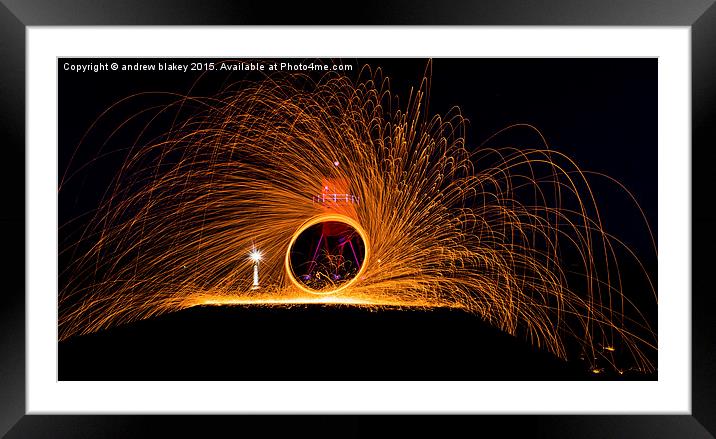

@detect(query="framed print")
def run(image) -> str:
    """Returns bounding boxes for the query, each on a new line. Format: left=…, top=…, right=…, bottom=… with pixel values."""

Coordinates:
left=1, top=1, right=715, bottom=437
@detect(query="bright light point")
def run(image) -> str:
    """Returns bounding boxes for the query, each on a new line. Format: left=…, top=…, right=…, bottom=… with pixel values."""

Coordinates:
left=249, top=249, right=262, bottom=262
left=333, top=161, right=339, bottom=166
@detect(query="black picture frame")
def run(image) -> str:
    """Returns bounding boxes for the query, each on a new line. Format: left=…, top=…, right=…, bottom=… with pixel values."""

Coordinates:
left=1, top=1, right=714, bottom=437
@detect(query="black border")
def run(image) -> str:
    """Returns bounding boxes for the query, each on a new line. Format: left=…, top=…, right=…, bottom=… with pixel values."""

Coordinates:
left=1, top=1, right=714, bottom=437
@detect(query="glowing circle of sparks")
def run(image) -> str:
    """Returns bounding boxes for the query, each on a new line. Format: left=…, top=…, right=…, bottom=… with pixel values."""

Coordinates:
left=285, top=214, right=370, bottom=296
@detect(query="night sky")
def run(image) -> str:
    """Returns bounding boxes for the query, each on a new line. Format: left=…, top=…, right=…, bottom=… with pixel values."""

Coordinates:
left=58, top=58, right=657, bottom=381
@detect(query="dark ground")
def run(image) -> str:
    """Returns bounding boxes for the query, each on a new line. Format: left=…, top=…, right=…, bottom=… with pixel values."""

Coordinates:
left=59, top=306, right=654, bottom=381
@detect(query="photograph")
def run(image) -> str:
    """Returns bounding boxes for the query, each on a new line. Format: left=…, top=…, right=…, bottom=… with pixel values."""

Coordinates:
left=57, top=57, right=658, bottom=381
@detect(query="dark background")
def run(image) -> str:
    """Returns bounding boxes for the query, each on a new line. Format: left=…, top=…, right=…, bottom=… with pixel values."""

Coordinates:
left=58, top=58, right=657, bottom=381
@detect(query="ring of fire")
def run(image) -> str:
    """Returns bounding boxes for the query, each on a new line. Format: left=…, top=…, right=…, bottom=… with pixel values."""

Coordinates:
left=285, top=214, right=370, bottom=295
